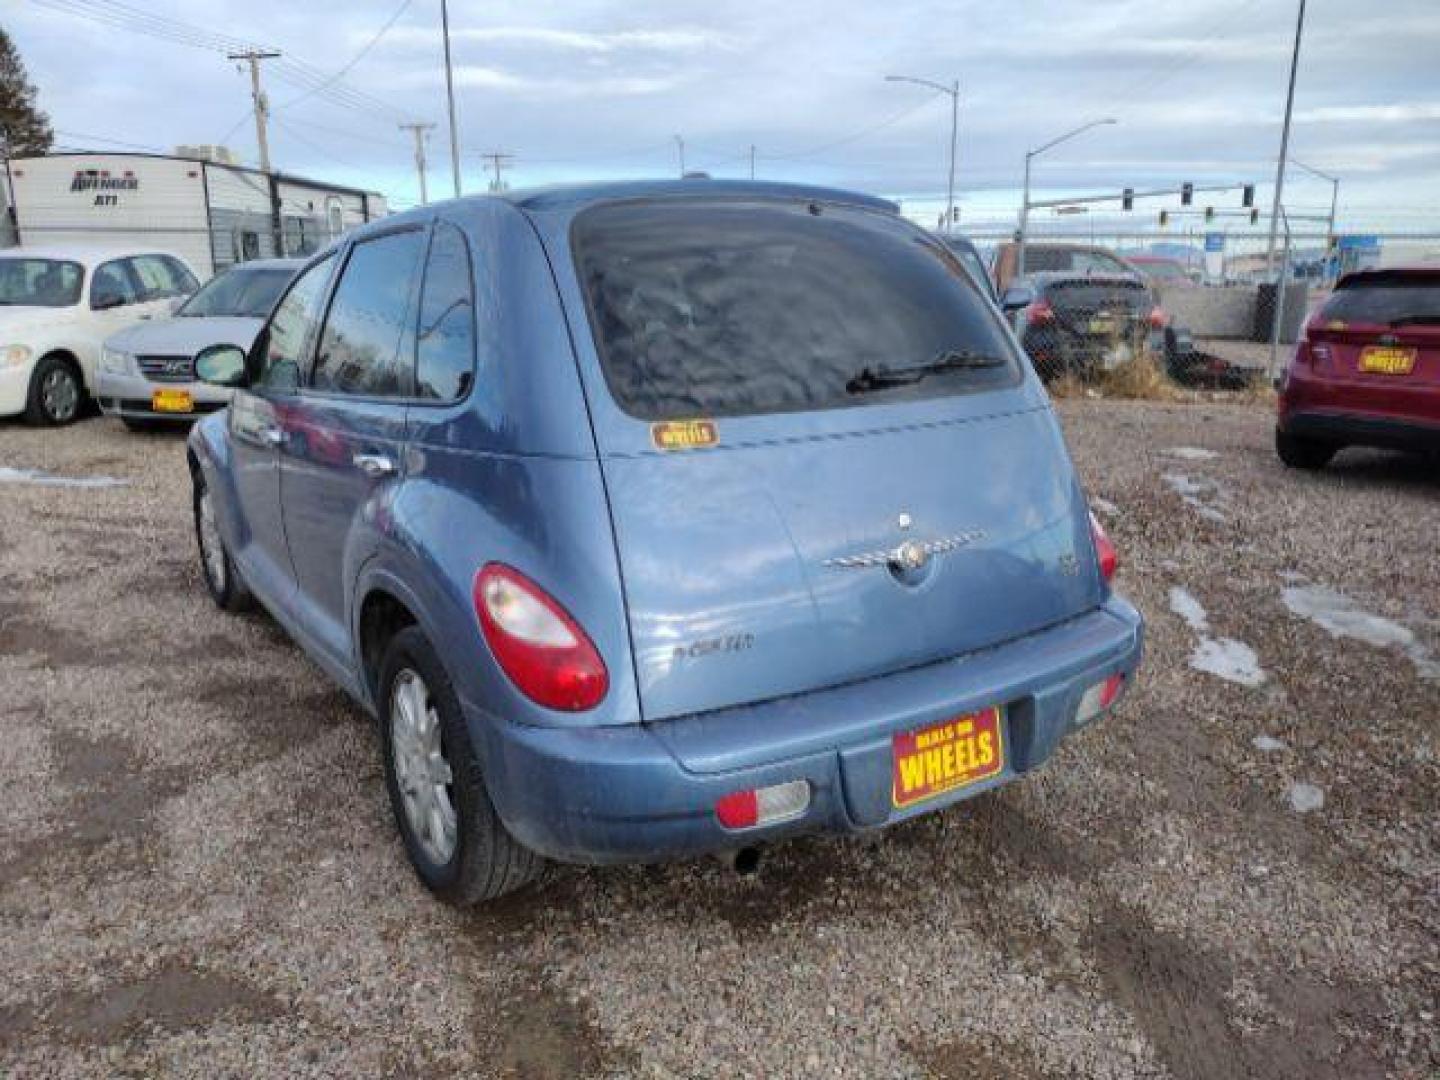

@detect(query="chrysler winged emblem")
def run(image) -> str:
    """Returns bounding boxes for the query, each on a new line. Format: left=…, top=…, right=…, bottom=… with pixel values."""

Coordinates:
left=823, top=514, right=987, bottom=572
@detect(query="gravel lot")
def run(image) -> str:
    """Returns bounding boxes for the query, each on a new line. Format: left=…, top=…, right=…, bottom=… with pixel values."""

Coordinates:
left=1, top=400, right=1436, bottom=1078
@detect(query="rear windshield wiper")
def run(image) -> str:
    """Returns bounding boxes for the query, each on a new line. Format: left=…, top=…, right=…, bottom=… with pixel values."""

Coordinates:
left=846, top=349, right=1006, bottom=394
left=1387, top=314, right=1440, bottom=327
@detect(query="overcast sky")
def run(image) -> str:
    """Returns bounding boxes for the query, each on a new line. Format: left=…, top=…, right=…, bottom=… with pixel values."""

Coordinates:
left=9, top=0, right=1440, bottom=230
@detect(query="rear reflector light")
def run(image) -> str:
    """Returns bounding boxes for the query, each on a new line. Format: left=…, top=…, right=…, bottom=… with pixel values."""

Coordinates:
left=474, top=564, right=609, bottom=711
left=715, top=780, right=811, bottom=830
left=1089, top=510, right=1117, bottom=584
left=1076, top=673, right=1124, bottom=725
left=1026, top=299, right=1055, bottom=326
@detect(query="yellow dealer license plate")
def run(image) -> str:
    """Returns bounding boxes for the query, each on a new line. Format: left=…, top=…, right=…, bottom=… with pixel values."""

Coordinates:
left=892, top=707, right=1004, bottom=809
left=1359, top=346, right=1415, bottom=375
left=151, top=388, right=194, bottom=413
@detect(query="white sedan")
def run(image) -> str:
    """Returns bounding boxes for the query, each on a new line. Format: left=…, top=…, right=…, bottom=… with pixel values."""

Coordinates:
left=0, top=246, right=200, bottom=425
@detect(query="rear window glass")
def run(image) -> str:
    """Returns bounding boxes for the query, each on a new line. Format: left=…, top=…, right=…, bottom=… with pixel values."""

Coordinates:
left=573, top=199, right=1018, bottom=420
left=1320, top=277, right=1440, bottom=325
left=1048, top=280, right=1147, bottom=310
left=1026, top=248, right=1134, bottom=277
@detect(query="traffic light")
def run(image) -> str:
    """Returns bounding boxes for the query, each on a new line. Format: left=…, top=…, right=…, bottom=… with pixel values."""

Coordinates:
left=1159, top=210, right=1169, bottom=227
left=1242, top=183, right=1255, bottom=208
left=1205, top=206, right=1215, bottom=222
left=1122, top=187, right=1134, bottom=211
left=1181, top=182, right=1193, bottom=206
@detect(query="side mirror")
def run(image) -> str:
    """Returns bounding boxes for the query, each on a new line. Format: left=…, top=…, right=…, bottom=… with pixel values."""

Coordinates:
left=194, top=343, right=249, bottom=388
left=1000, top=286, right=1035, bottom=312
left=92, top=290, right=126, bottom=311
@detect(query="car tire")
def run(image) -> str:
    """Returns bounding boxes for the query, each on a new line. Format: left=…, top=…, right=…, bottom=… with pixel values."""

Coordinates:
left=378, top=626, right=542, bottom=905
left=23, top=354, right=84, bottom=426
left=1275, top=428, right=1338, bottom=471
left=192, top=471, right=254, bottom=612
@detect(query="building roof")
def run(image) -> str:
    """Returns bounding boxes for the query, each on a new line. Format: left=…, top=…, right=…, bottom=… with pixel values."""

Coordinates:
left=4, top=150, right=385, bottom=201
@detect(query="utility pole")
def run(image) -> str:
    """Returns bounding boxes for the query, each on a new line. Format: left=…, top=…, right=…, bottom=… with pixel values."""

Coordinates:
left=440, top=0, right=462, bottom=197
left=749, top=144, right=756, bottom=181
left=1265, top=0, right=1307, bottom=279
left=228, top=49, right=282, bottom=173
left=674, top=135, right=685, bottom=177
left=480, top=151, right=514, bottom=192
left=399, top=122, right=435, bottom=204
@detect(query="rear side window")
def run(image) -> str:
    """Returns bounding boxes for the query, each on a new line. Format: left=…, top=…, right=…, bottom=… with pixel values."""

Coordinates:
left=1320, top=276, right=1440, bottom=325
left=415, top=222, right=476, bottom=401
left=131, top=256, right=192, bottom=302
left=573, top=200, right=1017, bottom=420
left=91, top=260, right=139, bottom=308
left=312, top=229, right=426, bottom=397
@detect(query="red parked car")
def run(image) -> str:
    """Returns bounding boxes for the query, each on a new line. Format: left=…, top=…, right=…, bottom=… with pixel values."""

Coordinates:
left=1277, top=266, right=1440, bottom=469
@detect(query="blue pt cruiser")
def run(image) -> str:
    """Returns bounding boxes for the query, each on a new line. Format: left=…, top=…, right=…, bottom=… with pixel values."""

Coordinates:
left=187, top=181, right=1144, bottom=904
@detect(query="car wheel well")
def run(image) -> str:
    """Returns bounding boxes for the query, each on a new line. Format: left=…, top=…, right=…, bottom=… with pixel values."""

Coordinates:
left=359, top=590, right=418, bottom=697
left=38, top=349, right=84, bottom=386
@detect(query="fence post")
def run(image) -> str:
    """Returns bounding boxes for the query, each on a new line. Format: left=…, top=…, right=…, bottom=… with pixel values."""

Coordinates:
left=1266, top=218, right=1293, bottom=381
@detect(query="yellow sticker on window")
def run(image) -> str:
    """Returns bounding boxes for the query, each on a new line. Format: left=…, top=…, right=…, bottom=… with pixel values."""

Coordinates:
left=651, top=419, right=718, bottom=451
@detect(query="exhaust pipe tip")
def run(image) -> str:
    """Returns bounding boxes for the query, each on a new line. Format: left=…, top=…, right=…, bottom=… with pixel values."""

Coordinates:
left=715, top=847, right=763, bottom=875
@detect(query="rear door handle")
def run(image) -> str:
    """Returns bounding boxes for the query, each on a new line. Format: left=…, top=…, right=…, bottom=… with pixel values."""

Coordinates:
left=353, top=453, right=397, bottom=478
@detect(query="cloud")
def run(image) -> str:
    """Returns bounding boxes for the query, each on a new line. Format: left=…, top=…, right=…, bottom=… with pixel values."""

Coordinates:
left=1295, top=104, right=1440, bottom=124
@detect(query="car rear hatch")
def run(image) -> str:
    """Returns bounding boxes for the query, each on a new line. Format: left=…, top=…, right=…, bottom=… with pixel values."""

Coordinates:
left=558, top=196, right=1105, bottom=722
left=1305, top=271, right=1440, bottom=401
left=1044, top=276, right=1150, bottom=346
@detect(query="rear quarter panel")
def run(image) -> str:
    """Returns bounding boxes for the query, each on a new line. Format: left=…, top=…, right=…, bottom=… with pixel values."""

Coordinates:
left=356, top=200, right=639, bottom=727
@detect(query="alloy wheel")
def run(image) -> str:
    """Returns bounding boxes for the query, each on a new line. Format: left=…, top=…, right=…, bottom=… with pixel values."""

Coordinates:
left=389, top=669, right=458, bottom=865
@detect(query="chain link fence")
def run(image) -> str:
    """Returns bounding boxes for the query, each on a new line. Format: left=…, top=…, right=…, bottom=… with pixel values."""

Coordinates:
left=955, top=225, right=1440, bottom=389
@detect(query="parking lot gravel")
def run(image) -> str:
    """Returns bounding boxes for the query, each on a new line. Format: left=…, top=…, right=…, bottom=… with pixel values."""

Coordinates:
left=1, top=400, right=1436, bottom=1078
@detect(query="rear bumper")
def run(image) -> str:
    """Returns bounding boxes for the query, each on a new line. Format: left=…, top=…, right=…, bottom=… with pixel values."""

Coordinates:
left=467, top=597, right=1144, bottom=864
left=1279, top=409, right=1440, bottom=453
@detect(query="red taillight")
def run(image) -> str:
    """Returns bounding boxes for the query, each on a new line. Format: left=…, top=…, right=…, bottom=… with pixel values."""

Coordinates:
left=1026, top=298, right=1055, bottom=326
left=1089, top=511, right=1117, bottom=584
left=715, top=781, right=810, bottom=830
left=1148, top=305, right=1169, bottom=330
left=715, top=789, right=759, bottom=829
left=473, top=564, right=609, bottom=711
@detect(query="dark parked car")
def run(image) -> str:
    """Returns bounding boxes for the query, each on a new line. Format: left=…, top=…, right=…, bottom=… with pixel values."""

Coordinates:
left=1000, top=272, right=1168, bottom=381
left=1277, top=266, right=1440, bottom=468
left=187, top=180, right=1143, bottom=905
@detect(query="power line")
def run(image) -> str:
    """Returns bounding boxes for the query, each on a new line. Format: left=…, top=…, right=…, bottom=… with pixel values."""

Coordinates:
left=275, top=0, right=415, bottom=111
left=758, top=96, right=941, bottom=161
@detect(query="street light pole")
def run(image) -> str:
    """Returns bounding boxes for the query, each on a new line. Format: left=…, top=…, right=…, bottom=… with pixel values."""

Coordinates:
left=1017, top=118, right=1117, bottom=278
left=440, top=0, right=462, bottom=198
left=1289, top=156, right=1339, bottom=243
left=884, top=75, right=959, bottom=233
left=1265, top=0, right=1307, bottom=279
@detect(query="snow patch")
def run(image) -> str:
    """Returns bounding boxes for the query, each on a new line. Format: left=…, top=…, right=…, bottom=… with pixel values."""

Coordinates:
left=0, top=465, right=127, bottom=489
left=1090, top=495, right=1119, bottom=517
left=1161, top=472, right=1228, bottom=523
left=1168, top=586, right=1267, bottom=687
left=1252, top=734, right=1287, bottom=753
left=1288, top=783, right=1325, bottom=814
left=1164, top=446, right=1219, bottom=461
left=1282, top=584, right=1439, bottom=681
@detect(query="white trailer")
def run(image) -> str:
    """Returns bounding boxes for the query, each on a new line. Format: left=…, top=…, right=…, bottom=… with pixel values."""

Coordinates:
left=2, top=151, right=386, bottom=278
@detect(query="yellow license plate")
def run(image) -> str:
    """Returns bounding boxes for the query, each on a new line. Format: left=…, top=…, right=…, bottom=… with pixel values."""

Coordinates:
left=892, top=706, right=1005, bottom=808
left=1088, top=317, right=1117, bottom=335
left=1359, top=346, right=1415, bottom=375
left=151, top=388, right=194, bottom=413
